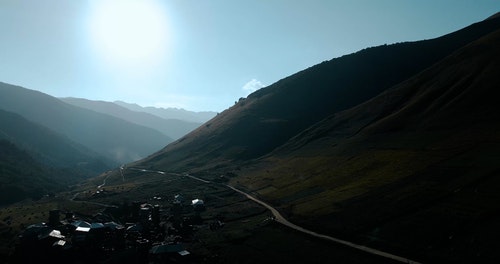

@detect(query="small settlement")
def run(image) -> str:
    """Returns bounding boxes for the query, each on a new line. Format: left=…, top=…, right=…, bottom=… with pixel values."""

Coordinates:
left=12, top=194, right=209, bottom=263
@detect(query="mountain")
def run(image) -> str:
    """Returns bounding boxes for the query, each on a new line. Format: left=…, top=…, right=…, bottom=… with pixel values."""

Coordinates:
left=0, top=83, right=173, bottom=164
left=0, top=140, right=68, bottom=205
left=237, top=28, right=500, bottom=263
left=0, top=108, right=111, bottom=175
left=61, top=97, right=203, bottom=140
left=114, top=100, right=217, bottom=123
left=136, top=14, right=500, bottom=173
left=129, top=15, right=500, bottom=262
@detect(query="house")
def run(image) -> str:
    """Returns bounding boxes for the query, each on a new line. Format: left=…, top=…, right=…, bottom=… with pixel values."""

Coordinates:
left=174, top=194, right=185, bottom=203
left=149, top=243, right=191, bottom=263
left=191, top=199, right=205, bottom=211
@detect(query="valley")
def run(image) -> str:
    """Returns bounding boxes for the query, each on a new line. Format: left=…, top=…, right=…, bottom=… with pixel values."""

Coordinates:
left=2, top=11, right=500, bottom=264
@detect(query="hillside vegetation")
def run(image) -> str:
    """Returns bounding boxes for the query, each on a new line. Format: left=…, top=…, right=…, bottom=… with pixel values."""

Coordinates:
left=0, top=140, right=68, bottom=205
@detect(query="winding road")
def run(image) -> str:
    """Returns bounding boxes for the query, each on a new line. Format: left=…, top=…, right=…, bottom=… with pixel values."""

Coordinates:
left=225, top=185, right=421, bottom=264
left=119, top=167, right=422, bottom=263
left=69, top=172, right=118, bottom=208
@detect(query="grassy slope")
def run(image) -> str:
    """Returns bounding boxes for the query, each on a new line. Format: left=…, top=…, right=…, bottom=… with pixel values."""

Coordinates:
left=235, top=30, right=500, bottom=262
left=138, top=16, right=500, bottom=173
left=0, top=140, right=67, bottom=205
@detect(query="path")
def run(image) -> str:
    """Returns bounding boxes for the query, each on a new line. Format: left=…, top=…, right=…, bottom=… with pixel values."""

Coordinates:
left=226, top=185, right=422, bottom=264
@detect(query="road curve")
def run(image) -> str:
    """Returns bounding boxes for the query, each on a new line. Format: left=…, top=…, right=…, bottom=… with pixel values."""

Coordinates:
left=123, top=169, right=421, bottom=263
left=226, top=185, right=422, bottom=264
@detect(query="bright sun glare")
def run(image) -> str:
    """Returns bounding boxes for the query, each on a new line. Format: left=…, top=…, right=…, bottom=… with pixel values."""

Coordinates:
left=88, top=0, right=168, bottom=67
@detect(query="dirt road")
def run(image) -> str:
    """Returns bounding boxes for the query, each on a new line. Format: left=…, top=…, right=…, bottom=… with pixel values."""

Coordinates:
left=226, top=185, right=421, bottom=264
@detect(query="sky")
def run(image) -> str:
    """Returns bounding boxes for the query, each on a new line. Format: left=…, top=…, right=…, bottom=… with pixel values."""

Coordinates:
left=1, top=1, right=499, bottom=112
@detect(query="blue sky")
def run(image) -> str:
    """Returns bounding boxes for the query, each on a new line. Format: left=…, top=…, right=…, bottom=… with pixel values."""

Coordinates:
left=1, top=1, right=499, bottom=112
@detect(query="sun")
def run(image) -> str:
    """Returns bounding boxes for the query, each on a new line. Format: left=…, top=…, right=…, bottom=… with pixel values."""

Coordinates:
left=88, top=0, right=168, bottom=66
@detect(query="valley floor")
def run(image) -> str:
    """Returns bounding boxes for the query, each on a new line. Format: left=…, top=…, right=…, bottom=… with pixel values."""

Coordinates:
left=1, top=168, right=400, bottom=263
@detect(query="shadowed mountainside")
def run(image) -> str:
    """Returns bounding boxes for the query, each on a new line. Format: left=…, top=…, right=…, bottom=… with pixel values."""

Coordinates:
left=61, top=97, right=202, bottom=140
left=137, top=15, right=500, bottom=173
left=0, top=83, right=173, bottom=164
left=0, top=140, right=73, bottom=205
left=237, top=29, right=500, bottom=263
left=0, top=109, right=111, bottom=174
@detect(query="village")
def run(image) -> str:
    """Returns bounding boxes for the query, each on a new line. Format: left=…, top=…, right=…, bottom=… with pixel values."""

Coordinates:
left=11, top=192, right=215, bottom=264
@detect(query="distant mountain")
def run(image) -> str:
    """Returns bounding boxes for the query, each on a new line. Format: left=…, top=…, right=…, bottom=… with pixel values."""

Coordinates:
left=0, top=108, right=111, bottom=175
left=114, top=100, right=217, bottom=123
left=61, top=97, right=203, bottom=140
left=0, top=83, right=173, bottom=164
left=129, top=15, right=500, bottom=262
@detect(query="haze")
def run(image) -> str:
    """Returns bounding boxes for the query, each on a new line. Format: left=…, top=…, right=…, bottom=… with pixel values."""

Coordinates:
left=0, top=0, right=499, bottom=111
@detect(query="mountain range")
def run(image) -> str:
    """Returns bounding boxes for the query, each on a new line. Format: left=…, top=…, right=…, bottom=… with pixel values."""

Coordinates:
left=113, top=100, right=217, bottom=124
left=0, top=83, right=174, bottom=165
left=60, top=97, right=210, bottom=140
left=129, top=14, right=500, bottom=262
left=0, top=84, right=216, bottom=204
left=0, top=83, right=213, bottom=203
left=0, top=108, right=109, bottom=173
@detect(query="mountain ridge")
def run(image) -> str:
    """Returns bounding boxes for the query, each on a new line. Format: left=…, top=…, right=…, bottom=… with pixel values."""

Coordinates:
left=114, top=100, right=217, bottom=123
left=61, top=97, right=203, bottom=140
left=137, top=14, right=500, bottom=173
